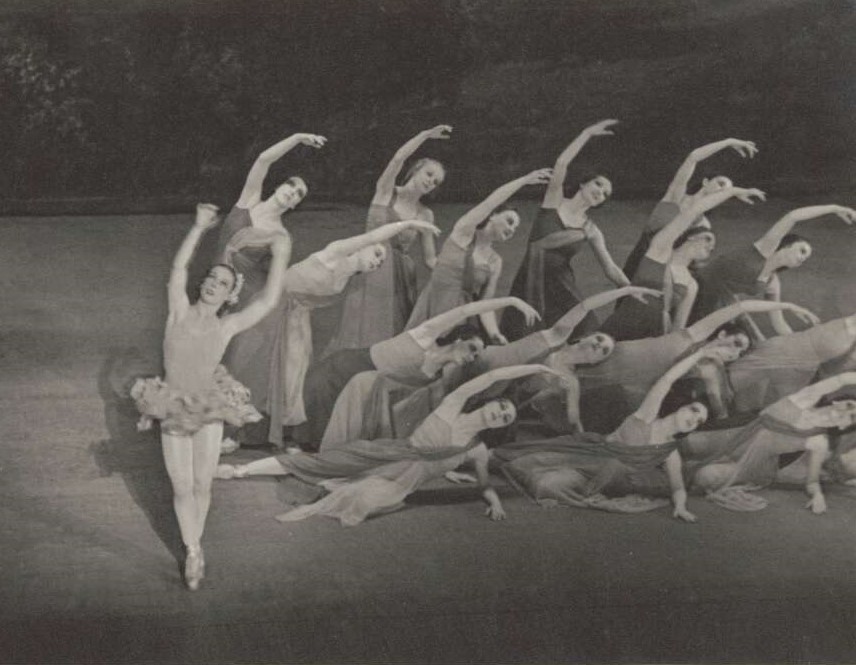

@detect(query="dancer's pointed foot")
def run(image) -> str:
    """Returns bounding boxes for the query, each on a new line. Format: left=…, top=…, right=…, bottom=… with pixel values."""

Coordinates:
left=185, top=547, right=203, bottom=591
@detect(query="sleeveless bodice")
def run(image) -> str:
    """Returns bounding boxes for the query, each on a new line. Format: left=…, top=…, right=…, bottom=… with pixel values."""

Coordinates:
left=409, top=412, right=476, bottom=452
left=366, top=193, right=416, bottom=252
left=606, top=415, right=655, bottom=446
left=163, top=316, right=230, bottom=393
left=371, top=332, right=434, bottom=385
left=533, top=208, right=591, bottom=262
left=283, top=252, right=353, bottom=304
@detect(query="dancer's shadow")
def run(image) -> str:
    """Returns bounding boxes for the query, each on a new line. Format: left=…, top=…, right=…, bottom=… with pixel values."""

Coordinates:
left=90, top=347, right=184, bottom=564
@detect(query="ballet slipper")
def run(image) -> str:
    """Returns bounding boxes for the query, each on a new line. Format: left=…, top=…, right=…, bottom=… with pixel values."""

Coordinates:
left=185, top=547, right=203, bottom=591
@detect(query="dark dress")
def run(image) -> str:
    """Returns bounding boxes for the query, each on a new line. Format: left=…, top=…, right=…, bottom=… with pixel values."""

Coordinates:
left=689, top=245, right=770, bottom=325
left=623, top=201, right=705, bottom=281
left=494, top=416, right=677, bottom=513
left=599, top=256, right=671, bottom=341
left=502, top=207, right=600, bottom=342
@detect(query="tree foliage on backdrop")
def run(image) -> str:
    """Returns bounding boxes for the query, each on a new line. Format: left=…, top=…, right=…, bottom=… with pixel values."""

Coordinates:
left=0, top=0, right=852, bottom=208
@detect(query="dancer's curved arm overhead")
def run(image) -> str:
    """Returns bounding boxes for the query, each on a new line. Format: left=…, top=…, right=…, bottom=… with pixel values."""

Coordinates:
left=686, top=300, right=819, bottom=344
left=373, top=124, right=451, bottom=206
left=449, top=169, right=553, bottom=248
left=237, top=133, right=326, bottom=209
left=662, top=138, right=758, bottom=205
left=543, top=119, right=618, bottom=209
left=754, top=205, right=856, bottom=258
left=416, top=297, right=539, bottom=343
left=325, top=220, right=441, bottom=260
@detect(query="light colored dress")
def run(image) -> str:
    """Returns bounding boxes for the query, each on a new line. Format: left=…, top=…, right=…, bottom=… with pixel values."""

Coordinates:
left=405, top=237, right=495, bottom=330
left=728, top=317, right=856, bottom=411
left=293, top=330, right=440, bottom=448
left=322, top=193, right=418, bottom=355
left=576, top=330, right=696, bottom=433
left=275, top=412, right=482, bottom=526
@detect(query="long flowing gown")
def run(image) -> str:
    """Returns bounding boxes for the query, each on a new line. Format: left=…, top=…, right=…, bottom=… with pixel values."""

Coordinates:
left=622, top=201, right=706, bottom=280
left=599, top=256, right=672, bottom=341
left=689, top=245, right=771, bottom=326
left=404, top=236, right=494, bottom=330
left=322, top=194, right=418, bottom=355
left=275, top=413, right=481, bottom=526
left=221, top=220, right=355, bottom=444
left=493, top=415, right=676, bottom=513
left=502, top=207, right=599, bottom=341
left=320, top=331, right=558, bottom=449
left=293, top=330, right=440, bottom=449
left=576, top=330, right=696, bottom=433
left=728, top=317, right=856, bottom=412
left=215, top=206, right=290, bottom=426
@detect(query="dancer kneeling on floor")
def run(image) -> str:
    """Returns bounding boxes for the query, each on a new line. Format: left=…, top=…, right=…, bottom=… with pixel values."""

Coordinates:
left=216, top=365, right=559, bottom=526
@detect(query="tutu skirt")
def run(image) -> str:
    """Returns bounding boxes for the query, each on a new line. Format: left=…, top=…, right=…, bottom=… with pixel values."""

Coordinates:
left=131, top=365, right=262, bottom=436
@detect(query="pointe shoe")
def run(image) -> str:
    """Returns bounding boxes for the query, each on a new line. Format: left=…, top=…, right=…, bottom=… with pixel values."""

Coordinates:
left=185, top=549, right=203, bottom=591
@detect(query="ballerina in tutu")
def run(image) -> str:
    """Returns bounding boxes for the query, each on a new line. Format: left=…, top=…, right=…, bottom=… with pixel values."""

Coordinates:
left=323, top=125, right=451, bottom=355
left=216, top=365, right=560, bottom=526
left=131, top=204, right=290, bottom=590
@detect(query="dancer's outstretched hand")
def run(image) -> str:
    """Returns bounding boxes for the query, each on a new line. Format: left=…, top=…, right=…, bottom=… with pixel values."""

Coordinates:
left=523, top=168, right=554, bottom=186
left=806, top=493, right=827, bottom=515
left=426, top=124, right=453, bottom=140
left=194, top=203, right=221, bottom=231
left=509, top=297, right=541, bottom=326
left=402, top=219, right=442, bottom=236
left=444, top=471, right=477, bottom=484
left=728, top=139, right=759, bottom=158
left=734, top=188, right=766, bottom=205
left=583, top=119, right=619, bottom=137
left=294, top=133, right=327, bottom=149
left=485, top=504, right=507, bottom=521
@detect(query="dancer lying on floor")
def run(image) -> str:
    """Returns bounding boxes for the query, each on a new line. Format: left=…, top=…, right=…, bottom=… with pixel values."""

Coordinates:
left=215, top=365, right=559, bottom=526
left=493, top=344, right=730, bottom=521
left=319, top=285, right=659, bottom=449
left=293, top=296, right=540, bottom=448
left=131, top=204, right=289, bottom=590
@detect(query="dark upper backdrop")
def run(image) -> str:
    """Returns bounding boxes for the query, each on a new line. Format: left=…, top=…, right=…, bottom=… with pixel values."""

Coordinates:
left=0, top=0, right=853, bottom=213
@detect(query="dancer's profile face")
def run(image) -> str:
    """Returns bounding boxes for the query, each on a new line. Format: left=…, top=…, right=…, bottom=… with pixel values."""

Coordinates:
left=481, top=399, right=517, bottom=429
left=777, top=240, right=812, bottom=269
left=199, top=266, right=236, bottom=305
left=675, top=402, right=708, bottom=433
left=575, top=333, right=615, bottom=364
left=580, top=176, right=612, bottom=207
left=486, top=210, right=520, bottom=242
left=411, top=161, right=445, bottom=196
left=686, top=231, right=716, bottom=261
left=274, top=178, right=307, bottom=210
left=356, top=244, right=387, bottom=272
left=831, top=400, right=856, bottom=429
left=701, top=176, right=732, bottom=195
left=713, top=332, right=751, bottom=362
left=450, top=337, right=485, bottom=365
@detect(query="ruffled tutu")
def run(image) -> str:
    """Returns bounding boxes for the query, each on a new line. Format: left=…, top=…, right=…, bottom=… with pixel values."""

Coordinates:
left=131, top=365, right=262, bottom=436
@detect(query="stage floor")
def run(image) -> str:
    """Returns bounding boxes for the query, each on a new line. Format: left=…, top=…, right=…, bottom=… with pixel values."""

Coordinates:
left=3, top=199, right=856, bottom=663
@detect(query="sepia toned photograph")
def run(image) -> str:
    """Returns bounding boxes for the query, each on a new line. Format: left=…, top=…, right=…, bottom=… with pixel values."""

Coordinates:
left=1, top=1, right=855, bottom=662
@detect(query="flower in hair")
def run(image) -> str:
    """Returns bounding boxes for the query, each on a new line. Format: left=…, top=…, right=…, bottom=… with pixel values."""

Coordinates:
left=227, top=273, right=244, bottom=305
